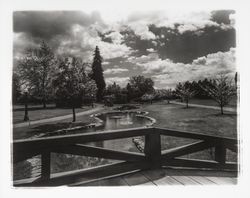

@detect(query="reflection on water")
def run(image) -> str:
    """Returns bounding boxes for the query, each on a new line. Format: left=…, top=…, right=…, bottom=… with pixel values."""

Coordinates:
left=14, top=112, right=152, bottom=180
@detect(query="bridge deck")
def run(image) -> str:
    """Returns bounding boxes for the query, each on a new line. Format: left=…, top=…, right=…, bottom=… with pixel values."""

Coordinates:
left=78, top=168, right=237, bottom=186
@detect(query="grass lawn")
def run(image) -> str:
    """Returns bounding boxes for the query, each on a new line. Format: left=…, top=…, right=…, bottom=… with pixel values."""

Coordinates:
left=182, top=96, right=237, bottom=108
left=141, top=101, right=237, bottom=161
left=12, top=104, right=93, bottom=124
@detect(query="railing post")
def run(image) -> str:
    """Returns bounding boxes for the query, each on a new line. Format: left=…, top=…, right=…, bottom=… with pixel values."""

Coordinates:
left=215, top=142, right=226, bottom=165
left=41, top=150, right=51, bottom=180
left=144, top=129, right=161, bottom=169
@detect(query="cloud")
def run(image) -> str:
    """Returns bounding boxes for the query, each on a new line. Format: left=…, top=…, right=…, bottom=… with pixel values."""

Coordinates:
left=104, top=68, right=129, bottom=75
left=53, top=24, right=133, bottom=61
left=104, top=31, right=124, bottom=44
left=131, top=48, right=236, bottom=88
left=105, top=77, right=130, bottom=87
left=102, top=61, right=110, bottom=65
left=125, top=10, right=230, bottom=35
left=146, top=48, right=156, bottom=52
left=128, top=21, right=156, bottom=40
left=13, top=11, right=105, bottom=40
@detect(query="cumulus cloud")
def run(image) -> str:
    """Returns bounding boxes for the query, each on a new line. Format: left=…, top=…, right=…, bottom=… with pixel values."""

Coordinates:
left=104, top=68, right=129, bottom=75
left=128, top=21, right=156, bottom=40
left=130, top=48, right=236, bottom=88
left=146, top=48, right=156, bottom=52
left=104, top=31, right=124, bottom=44
left=105, top=77, right=130, bottom=87
left=102, top=61, right=110, bottom=65
left=49, top=24, right=133, bottom=61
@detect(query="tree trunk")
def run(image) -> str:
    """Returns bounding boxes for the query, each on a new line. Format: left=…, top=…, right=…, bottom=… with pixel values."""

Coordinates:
left=72, top=106, right=76, bottom=122
left=23, top=92, right=29, bottom=121
left=42, top=98, right=46, bottom=108
left=220, top=105, right=224, bottom=115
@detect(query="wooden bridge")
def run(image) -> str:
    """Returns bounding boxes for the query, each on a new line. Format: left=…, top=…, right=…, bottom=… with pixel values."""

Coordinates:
left=13, top=127, right=238, bottom=186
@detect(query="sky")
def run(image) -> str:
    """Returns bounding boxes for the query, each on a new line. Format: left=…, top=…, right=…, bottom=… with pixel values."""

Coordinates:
left=13, top=10, right=236, bottom=89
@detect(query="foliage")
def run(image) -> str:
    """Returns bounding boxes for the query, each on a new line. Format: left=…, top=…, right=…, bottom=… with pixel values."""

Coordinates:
left=175, top=81, right=196, bottom=108
left=12, top=71, right=22, bottom=104
left=128, top=75, right=154, bottom=100
left=53, top=57, right=97, bottom=121
left=105, top=82, right=128, bottom=104
left=154, top=89, right=173, bottom=102
left=200, top=75, right=236, bottom=114
left=105, top=82, right=121, bottom=96
left=17, top=41, right=56, bottom=107
left=90, top=46, right=106, bottom=101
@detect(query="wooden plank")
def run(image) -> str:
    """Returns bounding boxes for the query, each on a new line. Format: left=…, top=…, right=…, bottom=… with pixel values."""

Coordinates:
left=162, top=158, right=238, bottom=170
left=41, top=151, right=50, bottom=180
left=51, top=144, right=145, bottom=162
left=204, top=177, right=237, bottom=185
left=160, top=169, right=200, bottom=185
left=144, top=132, right=161, bottom=168
left=186, top=176, right=216, bottom=185
left=13, top=150, right=41, bottom=163
left=13, top=127, right=152, bottom=153
left=181, top=169, right=238, bottom=178
left=161, top=141, right=212, bottom=160
left=80, top=177, right=128, bottom=186
left=14, top=161, right=150, bottom=186
left=177, top=169, right=217, bottom=185
left=142, top=169, right=182, bottom=185
left=215, top=144, right=226, bottom=164
left=155, top=127, right=237, bottom=145
left=122, top=172, right=154, bottom=186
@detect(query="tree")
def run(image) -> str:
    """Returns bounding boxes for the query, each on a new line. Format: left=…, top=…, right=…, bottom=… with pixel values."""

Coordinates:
left=53, top=57, right=97, bottom=122
left=12, top=71, right=22, bottom=104
left=129, top=75, right=154, bottom=99
left=90, top=46, right=106, bottom=102
left=105, top=82, right=121, bottom=96
left=175, top=81, right=196, bottom=108
left=17, top=41, right=56, bottom=108
left=126, top=83, right=133, bottom=102
left=200, top=75, right=236, bottom=115
left=141, top=93, right=154, bottom=104
left=154, top=89, right=173, bottom=103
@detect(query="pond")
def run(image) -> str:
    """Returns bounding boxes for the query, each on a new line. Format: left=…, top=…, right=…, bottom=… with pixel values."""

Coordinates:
left=13, top=111, right=154, bottom=180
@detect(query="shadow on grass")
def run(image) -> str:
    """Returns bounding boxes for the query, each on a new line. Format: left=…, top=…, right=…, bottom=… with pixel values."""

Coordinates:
left=203, top=112, right=237, bottom=118
left=13, top=106, right=59, bottom=112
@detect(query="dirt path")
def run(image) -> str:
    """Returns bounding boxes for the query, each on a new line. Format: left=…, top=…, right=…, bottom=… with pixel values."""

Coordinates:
left=171, top=101, right=237, bottom=112
left=13, top=105, right=104, bottom=128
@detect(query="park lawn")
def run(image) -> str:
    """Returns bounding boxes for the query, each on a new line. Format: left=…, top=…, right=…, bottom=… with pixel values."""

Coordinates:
left=12, top=106, right=106, bottom=140
left=12, top=104, right=93, bottom=124
left=141, top=101, right=237, bottom=161
left=183, top=96, right=237, bottom=108
left=142, top=101, right=237, bottom=138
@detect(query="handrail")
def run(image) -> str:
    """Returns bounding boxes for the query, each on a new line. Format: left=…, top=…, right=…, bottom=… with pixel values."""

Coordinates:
left=13, top=127, right=238, bottom=186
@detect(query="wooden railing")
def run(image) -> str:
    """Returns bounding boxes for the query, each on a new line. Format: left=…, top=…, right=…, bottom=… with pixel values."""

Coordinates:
left=13, top=127, right=238, bottom=186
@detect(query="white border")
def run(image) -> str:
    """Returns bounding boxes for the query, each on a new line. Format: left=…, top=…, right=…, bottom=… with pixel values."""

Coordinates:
left=1, top=0, right=250, bottom=198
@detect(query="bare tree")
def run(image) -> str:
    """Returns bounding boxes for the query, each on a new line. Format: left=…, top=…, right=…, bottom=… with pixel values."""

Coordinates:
left=200, top=75, right=236, bottom=115
left=175, top=82, right=196, bottom=108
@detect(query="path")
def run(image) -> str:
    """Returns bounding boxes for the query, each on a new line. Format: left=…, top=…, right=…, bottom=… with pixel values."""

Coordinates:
left=13, top=105, right=104, bottom=128
left=171, top=101, right=237, bottom=112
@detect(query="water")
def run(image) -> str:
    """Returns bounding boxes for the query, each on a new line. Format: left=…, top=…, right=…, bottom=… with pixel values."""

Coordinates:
left=14, top=111, right=153, bottom=180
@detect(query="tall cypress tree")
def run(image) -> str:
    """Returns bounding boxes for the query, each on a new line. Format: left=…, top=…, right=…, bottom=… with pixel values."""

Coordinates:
left=91, top=46, right=106, bottom=101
